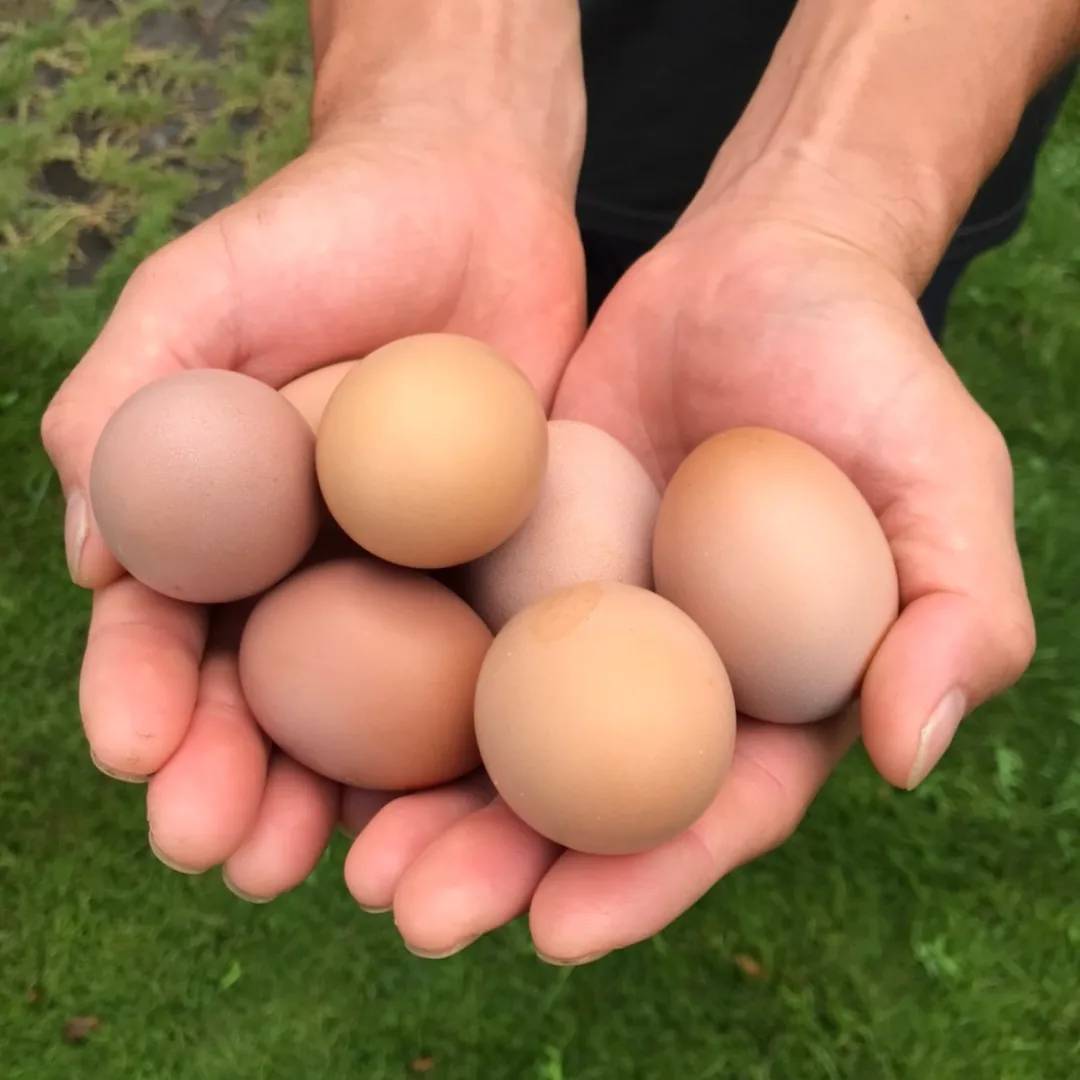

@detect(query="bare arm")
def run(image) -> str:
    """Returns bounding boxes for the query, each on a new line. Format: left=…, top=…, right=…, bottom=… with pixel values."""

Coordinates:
left=308, top=0, right=584, bottom=195
left=690, top=0, right=1080, bottom=288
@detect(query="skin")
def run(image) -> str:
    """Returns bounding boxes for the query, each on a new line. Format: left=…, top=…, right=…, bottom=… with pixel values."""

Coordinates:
left=41, top=0, right=1078, bottom=954
left=45, top=1, right=585, bottom=896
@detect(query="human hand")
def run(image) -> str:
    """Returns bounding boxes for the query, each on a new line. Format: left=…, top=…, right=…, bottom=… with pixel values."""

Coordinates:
left=342, top=185, right=1034, bottom=963
left=41, top=1, right=586, bottom=898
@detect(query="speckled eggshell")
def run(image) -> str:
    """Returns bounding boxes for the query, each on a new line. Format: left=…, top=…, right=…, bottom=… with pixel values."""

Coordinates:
left=89, top=369, right=320, bottom=603
left=238, top=557, right=491, bottom=790
left=475, top=582, right=736, bottom=855
left=652, top=427, right=899, bottom=724
left=465, top=420, right=660, bottom=630
left=278, top=360, right=358, bottom=433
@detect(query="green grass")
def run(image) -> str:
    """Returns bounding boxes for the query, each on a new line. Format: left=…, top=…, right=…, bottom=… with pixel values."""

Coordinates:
left=2, top=4, right=1079, bottom=1078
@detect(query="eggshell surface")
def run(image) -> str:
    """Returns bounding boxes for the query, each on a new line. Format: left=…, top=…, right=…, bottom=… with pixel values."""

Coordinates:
left=238, top=557, right=490, bottom=790
left=475, top=582, right=736, bottom=855
left=316, top=334, right=547, bottom=568
left=89, top=369, right=319, bottom=603
left=652, top=427, right=899, bottom=724
left=465, top=420, right=660, bottom=630
left=279, top=360, right=357, bottom=433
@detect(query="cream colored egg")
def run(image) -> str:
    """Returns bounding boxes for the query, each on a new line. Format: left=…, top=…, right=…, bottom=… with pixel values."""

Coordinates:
left=465, top=420, right=660, bottom=629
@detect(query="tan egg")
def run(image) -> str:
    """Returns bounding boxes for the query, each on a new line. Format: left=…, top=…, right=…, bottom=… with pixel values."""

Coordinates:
left=653, top=427, right=899, bottom=724
left=316, top=333, right=547, bottom=568
left=238, top=557, right=490, bottom=790
left=465, top=420, right=660, bottom=630
left=89, top=369, right=319, bottom=603
left=475, top=582, right=735, bottom=855
left=278, top=360, right=358, bottom=433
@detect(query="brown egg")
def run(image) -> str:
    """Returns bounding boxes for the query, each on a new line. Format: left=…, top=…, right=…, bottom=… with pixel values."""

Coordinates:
left=465, top=420, right=660, bottom=630
left=278, top=360, right=357, bottom=433
left=316, top=333, right=547, bottom=568
left=475, top=582, right=735, bottom=855
left=89, top=369, right=319, bottom=603
left=238, top=557, right=490, bottom=789
left=653, top=427, right=899, bottom=724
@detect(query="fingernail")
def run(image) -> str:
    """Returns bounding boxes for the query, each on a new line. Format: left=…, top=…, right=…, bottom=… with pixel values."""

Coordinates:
left=404, top=936, right=478, bottom=960
left=906, top=688, right=967, bottom=789
left=90, top=750, right=148, bottom=784
left=357, top=903, right=391, bottom=915
left=148, top=832, right=204, bottom=876
left=64, top=490, right=89, bottom=585
left=537, top=950, right=609, bottom=968
left=222, top=871, right=273, bottom=905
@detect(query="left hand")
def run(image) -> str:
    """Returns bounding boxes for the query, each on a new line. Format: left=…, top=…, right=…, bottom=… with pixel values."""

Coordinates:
left=344, top=198, right=1035, bottom=964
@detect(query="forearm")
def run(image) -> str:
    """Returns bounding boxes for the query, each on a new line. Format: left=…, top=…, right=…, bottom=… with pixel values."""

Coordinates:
left=689, top=0, right=1080, bottom=289
left=308, top=0, right=584, bottom=191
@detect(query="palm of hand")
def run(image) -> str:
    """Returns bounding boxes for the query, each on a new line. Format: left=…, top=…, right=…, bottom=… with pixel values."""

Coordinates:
left=355, top=219, right=1033, bottom=966
left=45, top=131, right=584, bottom=898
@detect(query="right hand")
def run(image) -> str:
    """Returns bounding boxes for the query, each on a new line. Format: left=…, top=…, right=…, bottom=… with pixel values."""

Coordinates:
left=41, top=36, right=586, bottom=899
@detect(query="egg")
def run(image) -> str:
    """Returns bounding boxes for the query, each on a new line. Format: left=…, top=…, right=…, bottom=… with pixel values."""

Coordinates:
left=316, top=333, right=547, bottom=568
left=652, top=427, right=899, bottom=724
left=238, top=557, right=490, bottom=789
left=89, top=369, right=319, bottom=603
left=278, top=360, right=357, bottom=433
left=475, top=582, right=735, bottom=855
left=465, top=420, right=660, bottom=630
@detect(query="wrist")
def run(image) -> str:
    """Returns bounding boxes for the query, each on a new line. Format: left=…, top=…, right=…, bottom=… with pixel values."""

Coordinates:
left=308, top=0, right=585, bottom=197
left=686, top=0, right=1080, bottom=291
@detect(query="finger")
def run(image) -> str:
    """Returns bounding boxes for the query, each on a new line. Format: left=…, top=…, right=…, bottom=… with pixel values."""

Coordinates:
left=222, top=754, right=339, bottom=902
left=393, top=799, right=560, bottom=959
left=146, top=648, right=269, bottom=874
left=861, top=418, right=1035, bottom=789
left=529, top=711, right=857, bottom=965
left=862, top=590, right=1035, bottom=789
left=80, top=577, right=208, bottom=779
left=343, top=773, right=493, bottom=914
left=340, top=787, right=395, bottom=838
left=41, top=226, right=241, bottom=589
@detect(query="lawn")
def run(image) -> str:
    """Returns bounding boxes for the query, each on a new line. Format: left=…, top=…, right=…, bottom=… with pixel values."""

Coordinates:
left=1, top=3, right=1078, bottom=1078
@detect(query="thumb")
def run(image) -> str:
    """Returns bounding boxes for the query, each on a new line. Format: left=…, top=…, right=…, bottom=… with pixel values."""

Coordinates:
left=860, top=420, right=1035, bottom=789
left=41, top=222, right=242, bottom=589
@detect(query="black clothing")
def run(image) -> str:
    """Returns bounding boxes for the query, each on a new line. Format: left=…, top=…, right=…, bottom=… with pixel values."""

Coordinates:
left=577, top=0, right=1076, bottom=335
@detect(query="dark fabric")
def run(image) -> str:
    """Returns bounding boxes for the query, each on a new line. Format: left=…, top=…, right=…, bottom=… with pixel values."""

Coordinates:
left=577, top=0, right=1076, bottom=276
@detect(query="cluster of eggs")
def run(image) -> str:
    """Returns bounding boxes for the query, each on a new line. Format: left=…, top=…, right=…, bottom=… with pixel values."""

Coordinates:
left=89, top=334, right=899, bottom=855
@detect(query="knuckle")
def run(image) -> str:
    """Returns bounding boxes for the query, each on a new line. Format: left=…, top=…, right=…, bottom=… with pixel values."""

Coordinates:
left=992, top=609, right=1037, bottom=682
left=124, top=244, right=174, bottom=296
left=971, top=413, right=1014, bottom=480
left=39, top=391, right=78, bottom=464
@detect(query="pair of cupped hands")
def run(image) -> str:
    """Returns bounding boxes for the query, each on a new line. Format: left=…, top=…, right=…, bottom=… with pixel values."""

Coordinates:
left=41, top=88, right=1034, bottom=966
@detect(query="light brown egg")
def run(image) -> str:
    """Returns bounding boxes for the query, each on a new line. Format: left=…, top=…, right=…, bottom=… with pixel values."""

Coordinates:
left=278, top=360, right=357, bottom=433
left=238, top=557, right=490, bottom=790
left=465, top=420, right=660, bottom=630
left=653, top=427, right=899, bottom=724
left=475, top=582, right=735, bottom=855
left=89, top=369, right=319, bottom=603
left=316, top=333, right=547, bottom=568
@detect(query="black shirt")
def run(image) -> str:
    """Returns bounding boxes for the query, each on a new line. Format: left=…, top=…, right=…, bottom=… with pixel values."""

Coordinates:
left=578, top=0, right=1075, bottom=261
